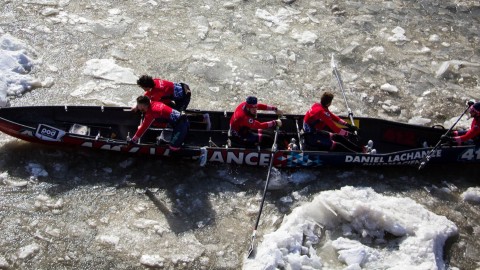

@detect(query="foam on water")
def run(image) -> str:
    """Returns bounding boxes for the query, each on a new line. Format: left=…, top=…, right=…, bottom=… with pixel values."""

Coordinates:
left=244, top=186, right=458, bottom=269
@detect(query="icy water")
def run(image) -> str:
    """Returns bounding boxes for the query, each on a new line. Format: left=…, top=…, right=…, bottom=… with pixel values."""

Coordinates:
left=1, top=0, right=480, bottom=269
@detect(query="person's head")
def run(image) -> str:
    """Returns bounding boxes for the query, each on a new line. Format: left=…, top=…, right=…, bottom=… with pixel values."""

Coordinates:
left=470, top=102, right=480, bottom=117
left=244, top=96, right=258, bottom=115
left=137, top=75, right=155, bottom=90
left=320, top=91, right=334, bottom=107
left=136, top=95, right=151, bottom=113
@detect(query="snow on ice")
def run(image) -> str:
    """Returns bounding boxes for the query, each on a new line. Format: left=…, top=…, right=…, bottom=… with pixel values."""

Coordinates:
left=461, top=187, right=480, bottom=204
left=244, top=186, right=458, bottom=269
left=0, top=34, right=53, bottom=107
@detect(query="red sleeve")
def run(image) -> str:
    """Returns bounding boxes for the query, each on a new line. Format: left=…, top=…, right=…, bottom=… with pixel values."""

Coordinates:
left=133, top=113, right=155, bottom=141
left=249, top=119, right=276, bottom=130
left=317, top=111, right=343, bottom=134
left=144, top=91, right=153, bottom=99
left=257, top=103, right=277, bottom=111
left=329, top=112, right=348, bottom=126
left=455, top=118, right=480, bottom=143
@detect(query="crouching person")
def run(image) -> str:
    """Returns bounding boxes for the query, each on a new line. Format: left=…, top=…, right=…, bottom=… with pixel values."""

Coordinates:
left=131, top=96, right=189, bottom=151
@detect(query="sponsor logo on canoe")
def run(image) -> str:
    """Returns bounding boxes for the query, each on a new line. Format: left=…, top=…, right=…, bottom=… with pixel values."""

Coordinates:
left=35, top=124, right=66, bottom=142
left=345, top=149, right=442, bottom=165
left=208, top=150, right=271, bottom=166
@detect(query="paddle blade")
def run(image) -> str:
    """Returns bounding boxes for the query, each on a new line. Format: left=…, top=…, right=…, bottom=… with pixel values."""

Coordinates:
left=247, top=231, right=257, bottom=258
left=330, top=54, right=336, bottom=69
left=418, top=161, right=426, bottom=170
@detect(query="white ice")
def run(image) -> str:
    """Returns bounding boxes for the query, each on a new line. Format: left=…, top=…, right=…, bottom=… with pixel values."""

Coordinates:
left=83, top=58, right=138, bottom=84
left=461, top=187, right=480, bottom=203
left=0, top=34, right=49, bottom=107
left=244, top=186, right=458, bottom=270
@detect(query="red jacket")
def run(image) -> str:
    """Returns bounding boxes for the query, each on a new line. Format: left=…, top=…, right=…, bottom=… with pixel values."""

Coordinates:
left=144, top=79, right=175, bottom=105
left=132, top=101, right=180, bottom=141
left=229, top=101, right=277, bottom=136
left=303, top=103, right=348, bottom=136
left=453, top=116, right=480, bottom=144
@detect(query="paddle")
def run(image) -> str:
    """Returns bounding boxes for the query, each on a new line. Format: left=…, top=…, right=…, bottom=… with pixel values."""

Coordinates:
left=331, top=54, right=356, bottom=130
left=418, top=101, right=473, bottom=170
left=247, top=125, right=280, bottom=259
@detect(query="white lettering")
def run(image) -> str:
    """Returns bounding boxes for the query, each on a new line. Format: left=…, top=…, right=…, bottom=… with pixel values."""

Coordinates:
left=82, top=142, right=93, bottom=148
left=245, top=152, right=259, bottom=166
left=129, top=147, right=139, bottom=153
left=226, top=152, right=243, bottom=164
left=209, top=151, right=224, bottom=163
left=259, top=153, right=270, bottom=166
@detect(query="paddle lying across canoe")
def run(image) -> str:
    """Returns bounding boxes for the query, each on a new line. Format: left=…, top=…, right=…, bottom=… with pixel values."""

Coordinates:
left=0, top=105, right=479, bottom=168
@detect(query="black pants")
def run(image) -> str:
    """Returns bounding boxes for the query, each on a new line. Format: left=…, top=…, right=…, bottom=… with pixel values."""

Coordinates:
left=304, top=131, right=363, bottom=153
left=172, top=83, right=191, bottom=112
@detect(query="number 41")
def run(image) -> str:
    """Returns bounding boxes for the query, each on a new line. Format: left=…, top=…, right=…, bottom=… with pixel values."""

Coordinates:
left=460, top=148, right=480, bottom=160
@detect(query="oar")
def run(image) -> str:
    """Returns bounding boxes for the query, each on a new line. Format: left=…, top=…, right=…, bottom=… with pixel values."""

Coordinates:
left=331, top=54, right=356, bottom=128
left=418, top=102, right=472, bottom=170
left=247, top=126, right=280, bottom=259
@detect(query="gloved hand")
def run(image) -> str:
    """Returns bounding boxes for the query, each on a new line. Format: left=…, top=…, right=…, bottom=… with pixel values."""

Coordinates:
left=347, top=132, right=360, bottom=143
left=275, top=119, right=282, bottom=128
left=467, top=99, right=475, bottom=106
left=345, top=123, right=359, bottom=133
left=275, top=109, right=284, bottom=116
left=440, top=135, right=455, bottom=145
left=446, top=130, right=457, bottom=136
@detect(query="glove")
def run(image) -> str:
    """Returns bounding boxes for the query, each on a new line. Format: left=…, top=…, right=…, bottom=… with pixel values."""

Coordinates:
left=447, top=130, right=457, bottom=136
left=467, top=99, right=475, bottom=106
left=275, top=109, right=284, bottom=116
left=275, top=119, right=282, bottom=128
left=440, top=135, right=455, bottom=145
left=345, top=123, right=359, bottom=133
left=347, top=132, right=360, bottom=143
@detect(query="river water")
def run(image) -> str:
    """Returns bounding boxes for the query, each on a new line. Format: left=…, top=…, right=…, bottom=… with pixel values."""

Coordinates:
left=1, top=0, right=480, bottom=269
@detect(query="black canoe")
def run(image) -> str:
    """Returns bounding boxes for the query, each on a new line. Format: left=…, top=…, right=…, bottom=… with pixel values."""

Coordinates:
left=0, top=105, right=479, bottom=168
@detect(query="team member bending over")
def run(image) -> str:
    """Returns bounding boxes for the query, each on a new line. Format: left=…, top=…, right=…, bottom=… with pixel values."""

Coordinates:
left=131, top=96, right=189, bottom=151
left=136, top=75, right=191, bottom=112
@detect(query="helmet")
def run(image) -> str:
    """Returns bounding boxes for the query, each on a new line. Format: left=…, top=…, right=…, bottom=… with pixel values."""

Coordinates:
left=245, top=96, right=258, bottom=108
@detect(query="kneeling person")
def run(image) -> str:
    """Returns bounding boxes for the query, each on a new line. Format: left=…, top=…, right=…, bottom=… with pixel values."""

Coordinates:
left=229, top=96, right=283, bottom=148
left=303, top=91, right=363, bottom=153
left=131, top=96, right=189, bottom=150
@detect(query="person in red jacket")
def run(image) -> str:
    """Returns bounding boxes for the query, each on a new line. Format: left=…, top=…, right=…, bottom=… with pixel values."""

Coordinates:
left=441, top=102, right=480, bottom=145
left=229, top=96, right=283, bottom=147
left=303, top=91, right=363, bottom=152
left=136, top=75, right=191, bottom=112
left=131, top=96, right=189, bottom=151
